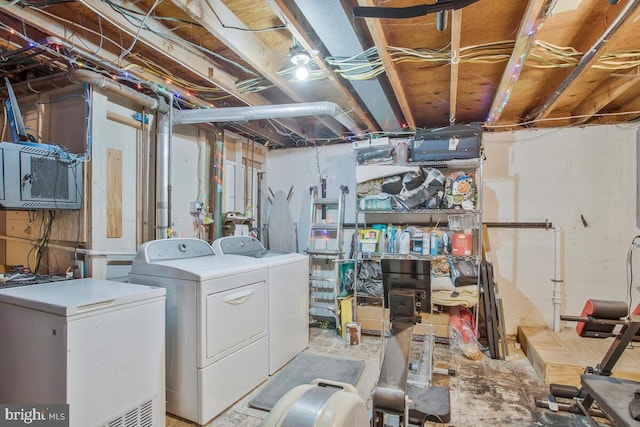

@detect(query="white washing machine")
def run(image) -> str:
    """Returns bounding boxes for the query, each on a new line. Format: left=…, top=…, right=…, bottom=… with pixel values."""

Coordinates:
left=128, top=238, right=269, bottom=425
left=212, top=236, right=309, bottom=375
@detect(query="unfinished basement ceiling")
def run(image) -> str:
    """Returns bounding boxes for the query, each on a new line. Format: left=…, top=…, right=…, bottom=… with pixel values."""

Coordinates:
left=1, top=0, right=640, bottom=148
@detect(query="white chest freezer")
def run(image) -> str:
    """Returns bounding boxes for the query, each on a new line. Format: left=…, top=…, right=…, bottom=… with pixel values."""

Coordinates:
left=0, top=278, right=166, bottom=427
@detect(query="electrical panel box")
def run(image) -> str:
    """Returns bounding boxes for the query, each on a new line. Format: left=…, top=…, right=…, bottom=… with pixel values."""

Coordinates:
left=0, top=142, right=83, bottom=210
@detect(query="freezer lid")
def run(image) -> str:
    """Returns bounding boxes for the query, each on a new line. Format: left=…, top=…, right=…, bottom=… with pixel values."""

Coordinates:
left=0, top=278, right=166, bottom=316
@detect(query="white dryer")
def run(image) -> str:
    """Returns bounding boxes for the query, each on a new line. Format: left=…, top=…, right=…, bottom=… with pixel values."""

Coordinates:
left=128, top=238, right=269, bottom=425
left=212, top=236, right=309, bottom=375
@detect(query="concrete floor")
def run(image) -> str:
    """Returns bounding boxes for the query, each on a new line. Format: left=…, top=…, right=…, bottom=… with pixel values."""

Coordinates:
left=167, top=326, right=605, bottom=427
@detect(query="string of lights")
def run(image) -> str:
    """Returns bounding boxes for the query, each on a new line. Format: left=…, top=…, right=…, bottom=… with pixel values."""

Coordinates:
left=3, top=7, right=640, bottom=146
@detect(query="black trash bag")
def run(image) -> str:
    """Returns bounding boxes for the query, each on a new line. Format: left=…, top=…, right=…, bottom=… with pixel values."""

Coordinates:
left=448, top=258, right=478, bottom=287
left=402, top=170, right=424, bottom=191
left=392, top=185, right=429, bottom=210
left=342, top=260, right=383, bottom=297
left=381, top=175, right=403, bottom=195
left=422, top=167, right=446, bottom=209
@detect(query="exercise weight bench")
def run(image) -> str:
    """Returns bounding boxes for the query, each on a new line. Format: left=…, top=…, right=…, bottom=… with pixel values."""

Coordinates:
left=371, top=259, right=451, bottom=427
left=535, top=300, right=640, bottom=425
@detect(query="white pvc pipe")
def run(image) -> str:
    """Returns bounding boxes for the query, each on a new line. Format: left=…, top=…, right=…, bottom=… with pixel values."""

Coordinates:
left=551, top=226, right=563, bottom=332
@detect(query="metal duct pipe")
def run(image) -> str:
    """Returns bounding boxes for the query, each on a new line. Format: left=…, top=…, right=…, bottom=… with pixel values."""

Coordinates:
left=212, top=127, right=225, bottom=240
left=293, top=0, right=402, bottom=131
left=5, top=68, right=162, bottom=112
left=153, top=100, right=357, bottom=239
left=171, top=101, right=357, bottom=132
left=156, top=97, right=174, bottom=239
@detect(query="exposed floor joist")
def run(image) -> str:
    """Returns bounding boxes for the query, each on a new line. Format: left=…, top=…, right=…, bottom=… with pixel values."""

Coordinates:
left=571, top=67, right=640, bottom=124
left=486, top=0, right=554, bottom=127
left=357, top=0, right=414, bottom=130
left=68, top=0, right=317, bottom=143
left=269, top=0, right=378, bottom=134
left=449, top=9, right=462, bottom=125
left=524, top=0, right=640, bottom=123
left=171, top=0, right=346, bottom=137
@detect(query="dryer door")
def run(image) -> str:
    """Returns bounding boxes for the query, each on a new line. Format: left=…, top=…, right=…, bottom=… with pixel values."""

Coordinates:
left=200, top=274, right=267, bottom=367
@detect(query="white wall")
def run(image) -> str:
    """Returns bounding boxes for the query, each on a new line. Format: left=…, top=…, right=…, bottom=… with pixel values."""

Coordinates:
left=168, top=125, right=210, bottom=238
left=484, top=125, right=640, bottom=334
left=265, top=124, right=640, bottom=335
left=90, top=91, right=139, bottom=253
left=264, top=144, right=358, bottom=252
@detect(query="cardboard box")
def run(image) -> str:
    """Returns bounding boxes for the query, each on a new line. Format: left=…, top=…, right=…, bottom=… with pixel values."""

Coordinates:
left=356, top=304, right=388, bottom=321
left=356, top=304, right=389, bottom=334
left=421, top=311, right=450, bottom=326
left=358, top=317, right=389, bottom=334
left=355, top=304, right=449, bottom=338
left=414, top=322, right=449, bottom=338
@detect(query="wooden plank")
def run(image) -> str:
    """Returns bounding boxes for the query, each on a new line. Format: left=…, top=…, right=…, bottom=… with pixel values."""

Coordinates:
left=526, top=0, right=640, bottom=122
left=107, top=148, right=123, bottom=238
left=519, top=326, right=640, bottom=387
left=482, top=224, right=491, bottom=262
left=571, top=66, right=640, bottom=123
left=486, top=0, right=554, bottom=126
left=449, top=9, right=462, bottom=125
left=358, top=0, right=414, bottom=129
left=241, top=140, right=266, bottom=165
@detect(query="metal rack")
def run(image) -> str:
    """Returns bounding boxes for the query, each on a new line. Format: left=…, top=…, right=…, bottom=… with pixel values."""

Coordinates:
left=307, top=185, right=349, bottom=327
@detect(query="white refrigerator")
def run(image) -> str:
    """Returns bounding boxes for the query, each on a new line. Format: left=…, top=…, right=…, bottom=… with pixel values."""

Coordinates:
left=0, top=278, right=166, bottom=427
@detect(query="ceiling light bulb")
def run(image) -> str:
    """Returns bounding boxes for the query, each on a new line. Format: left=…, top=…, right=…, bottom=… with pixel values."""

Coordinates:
left=295, top=66, right=309, bottom=80
left=289, top=46, right=310, bottom=66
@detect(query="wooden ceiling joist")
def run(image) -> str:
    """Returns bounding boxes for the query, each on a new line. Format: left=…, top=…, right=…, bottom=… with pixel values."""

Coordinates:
left=485, top=0, right=554, bottom=127
left=269, top=0, right=377, bottom=133
left=524, top=0, right=640, bottom=124
left=173, top=0, right=361, bottom=137
left=171, top=0, right=294, bottom=97
left=358, top=0, right=415, bottom=130
left=72, top=0, right=254, bottom=103
left=449, top=9, right=462, bottom=125
left=571, top=66, right=640, bottom=124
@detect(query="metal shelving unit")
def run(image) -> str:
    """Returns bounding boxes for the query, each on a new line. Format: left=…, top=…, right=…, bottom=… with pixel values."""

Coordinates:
left=353, top=156, right=484, bottom=335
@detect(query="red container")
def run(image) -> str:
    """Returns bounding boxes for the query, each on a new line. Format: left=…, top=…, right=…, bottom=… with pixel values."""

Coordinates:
left=451, top=232, right=472, bottom=256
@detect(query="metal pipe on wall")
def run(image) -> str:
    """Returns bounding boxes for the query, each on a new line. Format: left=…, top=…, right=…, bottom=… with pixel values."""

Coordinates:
left=156, top=100, right=172, bottom=240
left=153, top=100, right=358, bottom=240
left=5, top=68, right=162, bottom=112
left=171, top=101, right=357, bottom=132
left=551, top=225, right=563, bottom=332
left=6, top=68, right=358, bottom=241
left=486, top=221, right=563, bottom=331
left=212, top=127, right=225, bottom=240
